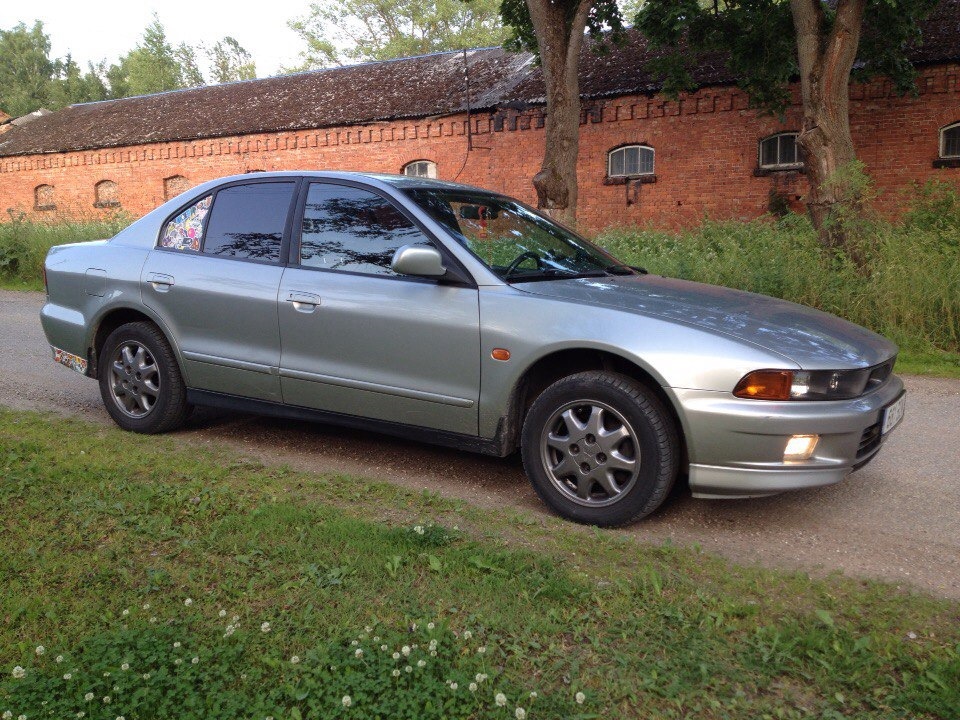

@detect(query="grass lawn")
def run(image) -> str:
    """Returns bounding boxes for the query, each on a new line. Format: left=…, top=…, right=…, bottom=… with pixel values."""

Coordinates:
left=1, top=409, right=958, bottom=719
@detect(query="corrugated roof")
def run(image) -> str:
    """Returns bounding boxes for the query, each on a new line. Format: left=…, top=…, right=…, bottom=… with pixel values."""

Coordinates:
left=1, top=0, right=957, bottom=158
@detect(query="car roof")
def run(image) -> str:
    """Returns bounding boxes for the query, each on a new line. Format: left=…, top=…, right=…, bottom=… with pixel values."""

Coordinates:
left=203, top=170, right=496, bottom=194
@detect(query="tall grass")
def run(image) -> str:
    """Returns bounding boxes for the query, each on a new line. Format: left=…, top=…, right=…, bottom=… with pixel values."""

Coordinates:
left=596, top=180, right=960, bottom=361
left=0, top=209, right=131, bottom=289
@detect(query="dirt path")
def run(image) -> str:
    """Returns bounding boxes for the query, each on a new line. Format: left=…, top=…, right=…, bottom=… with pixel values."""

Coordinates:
left=4, top=290, right=959, bottom=599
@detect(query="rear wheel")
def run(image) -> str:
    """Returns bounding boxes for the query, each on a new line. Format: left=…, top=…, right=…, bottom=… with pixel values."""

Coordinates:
left=521, top=371, right=679, bottom=526
left=98, top=321, right=190, bottom=434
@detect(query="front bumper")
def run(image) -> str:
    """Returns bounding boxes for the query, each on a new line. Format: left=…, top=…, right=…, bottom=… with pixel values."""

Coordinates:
left=670, top=376, right=905, bottom=499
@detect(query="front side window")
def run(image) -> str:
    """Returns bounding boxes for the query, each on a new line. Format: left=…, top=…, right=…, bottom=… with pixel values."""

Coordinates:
left=608, top=145, right=654, bottom=177
left=407, top=189, right=632, bottom=282
left=299, top=183, right=428, bottom=276
left=202, top=182, right=296, bottom=262
left=402, top=160, right=437, bottom=178
left=941, top=122, right=960, bottom=158
left=159, top=195, right=212, bottom=251
left=759, top=132, right=801, bottom=169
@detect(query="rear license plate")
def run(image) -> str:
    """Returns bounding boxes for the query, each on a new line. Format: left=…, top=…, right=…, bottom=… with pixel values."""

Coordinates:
left=881, top=393, right=906, bottom=435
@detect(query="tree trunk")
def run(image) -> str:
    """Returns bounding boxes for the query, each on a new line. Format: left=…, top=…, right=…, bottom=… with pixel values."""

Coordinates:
left=790, top=0, right=866, bottom=252
left=525, top=0, right=592, bottom=225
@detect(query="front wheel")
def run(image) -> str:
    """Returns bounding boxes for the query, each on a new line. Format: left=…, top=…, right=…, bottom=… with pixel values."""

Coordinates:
left=98, top=321, right=191, bottom=434
left=520, top=371, right=679, bottom=526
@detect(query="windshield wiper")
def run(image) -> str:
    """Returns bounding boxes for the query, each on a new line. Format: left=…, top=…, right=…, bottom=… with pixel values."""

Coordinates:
left=603, top=264, right=648, bottom=276
left=504, top=268, right=605, bottom=283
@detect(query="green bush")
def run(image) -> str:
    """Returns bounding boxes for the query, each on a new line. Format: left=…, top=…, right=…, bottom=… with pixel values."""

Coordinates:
left=0, top=210, right=131, bottom=289
left=595, top=181, right=960, bottom=359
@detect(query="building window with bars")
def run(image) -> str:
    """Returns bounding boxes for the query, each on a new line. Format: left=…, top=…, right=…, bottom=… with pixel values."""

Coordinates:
left=402, top=160, right=437, bottom=178
left=758, top=133, right=802, bottom=170
left=607, top=145, right=655, bottom=178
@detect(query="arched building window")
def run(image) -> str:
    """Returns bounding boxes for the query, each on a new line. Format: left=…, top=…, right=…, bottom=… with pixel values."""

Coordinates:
left=402, top=160, right=437, bottom=178
left=940, top=122, right=960, bottom=159
left=163, top=175, right=190, bottom=201
left=608, top=145, right=655, bottom=178
left=758, top=132, right=802, bottom=169
left=94, top=180, right=120, bottom=209
left=34, top=184, right=56, bottom=211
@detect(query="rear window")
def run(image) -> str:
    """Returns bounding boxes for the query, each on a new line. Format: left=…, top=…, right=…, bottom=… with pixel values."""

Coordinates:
left=202, top=182, right=296, bottom=262
left=159, top=195, right=211, bottom=252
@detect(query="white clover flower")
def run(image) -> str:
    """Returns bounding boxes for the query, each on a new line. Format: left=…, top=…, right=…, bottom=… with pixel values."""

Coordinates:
left=427, top=622, right=435, bottom=630
left=120, top=663, right=129, bottom=671
left=63, top=673, right=72, bottom=680
left=290, top=655, right=301, bottom=664
left=401, top=645, right=411, bottom=656
left=354, top=649, right=363, bottom=658
left=149, top=617, right=157, bottom=624
left=463, top=630, right=472, bottom=640
left=373, top=636, right=380, bottom=642
left=184, top=598, right=193, bottom=607
left=260, top=622, right=271, bottom=633
left=173, top=642, right=181, bottom=649
left=405, top=665, right=412, bottom=673
left=575, top=691, right=585, bottom=704
left=530, top=691, right=538, bottom=699
left=341, top=695, right=352, bottom=708
left=218, top=609, right=227, bottom=618
left=55, top=655, right=64, bottom=663
left=413, top=525, right=424, bottom=535
left=475, top=673, right=485, bottom=683
left=191, top=657, right=199, bottom=665
left=174, top=659, right=183, bottom=666
left=417, top=659, right=426, bottom=667
left=84, top=693, right=94, bottom=702
left=11, top=667, right=25, bottom=679
left=232, top=615, right=240, bottom=623
left=469, top=682, right=478, bottom=692
left=76, top=714, right=85, bottom=719
left=392, top=668, right=400, bottom=677
left=121, top=609, right=130, bottom=617
left=35, top=646, right=44, bottom=656
left=495, top=692, right=507, bottom=707
left=364, top=626, right=372, bottom=633
left=1, top=711, right=10, bottom=720
left=142, top=673, right=151, bottom=680
left=450, top=682, right=459, bottom=690
left=515, top=709, right=526, bottom=720
left=411, top=623, right=417, bottom=631
left=392, top=652, right=400, bottom=660
left=429, top=639, right=438, bottom=649
left=380, top=644, right=388, bottom=651
left=477, top=646, right=487, bottom=654
left=351, top=639, right=359, bottom=646
left=16, top=716, right=24, bottom=720
left=430, top=650, right=437, bottom=657
left=142, top=603, right=150, bottom=610
left=103, top=672, right=110, bottom=677
left=116, top=716, right=125, bottom=720
left=102, top=696, right=111, bottom=704
left=224, top=624, right=237, bottom=638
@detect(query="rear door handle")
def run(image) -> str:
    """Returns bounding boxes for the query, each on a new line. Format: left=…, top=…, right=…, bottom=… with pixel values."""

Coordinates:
left=146, top=272, right=175, bottom=292
left=286, top=291, right=321, bottom=313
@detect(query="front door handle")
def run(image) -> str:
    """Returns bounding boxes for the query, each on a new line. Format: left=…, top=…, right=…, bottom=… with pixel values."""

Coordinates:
left=146, top=272, right=175, bottom=292
left=286, top=291, right=321, bottom=313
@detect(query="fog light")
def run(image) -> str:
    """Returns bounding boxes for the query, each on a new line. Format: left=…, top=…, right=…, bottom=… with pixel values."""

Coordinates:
left=784, top=434, right=819, bottom=461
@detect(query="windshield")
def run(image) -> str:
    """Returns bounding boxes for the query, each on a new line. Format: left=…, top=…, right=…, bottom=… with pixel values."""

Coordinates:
left=404, top=188, right=634, bottom=282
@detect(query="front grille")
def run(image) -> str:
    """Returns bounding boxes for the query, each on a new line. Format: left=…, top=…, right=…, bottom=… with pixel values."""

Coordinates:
left=857, top=421, right=882, bottom=459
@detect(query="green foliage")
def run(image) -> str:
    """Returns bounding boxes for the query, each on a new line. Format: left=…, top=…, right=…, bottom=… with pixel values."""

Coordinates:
left=287, top=0, right=508, bottom=69
left=208, top=37, right=257, bottom=84
left=595, top=180, right=960, bottom=362
left=635, top=0, right=941, bottom=115
left=500, top=0, right=626, bottom=57
left=0, top=409, right=958, bottom=718
left=112, top=15, right=204, bottom=96
left=0, top=211, right=131, bottom=289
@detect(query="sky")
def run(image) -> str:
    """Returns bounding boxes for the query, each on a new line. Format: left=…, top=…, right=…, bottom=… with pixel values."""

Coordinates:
left=0, top=0, right=311, bottom=78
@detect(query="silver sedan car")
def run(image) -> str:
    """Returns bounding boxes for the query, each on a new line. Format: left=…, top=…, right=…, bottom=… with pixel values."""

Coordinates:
left=41, top=172, right=906, bottom=526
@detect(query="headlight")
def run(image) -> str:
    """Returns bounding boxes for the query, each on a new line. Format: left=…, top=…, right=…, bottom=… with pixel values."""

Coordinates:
left=733, top=362, right=894, bottom=401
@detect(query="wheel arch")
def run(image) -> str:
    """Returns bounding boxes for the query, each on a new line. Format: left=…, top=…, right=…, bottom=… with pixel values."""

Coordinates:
left=87, top=304, right=184, bottom=380
left=500, top=347, right=688, bottom=471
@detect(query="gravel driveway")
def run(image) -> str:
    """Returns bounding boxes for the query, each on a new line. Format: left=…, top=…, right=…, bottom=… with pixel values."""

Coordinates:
left=3, top=289, right=959, bottom=599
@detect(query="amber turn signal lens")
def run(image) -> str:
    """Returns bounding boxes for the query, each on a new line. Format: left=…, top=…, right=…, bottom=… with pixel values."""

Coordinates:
left=491, top=348, right=511, bottom=361
left=733, top=370, right=793, bottom=400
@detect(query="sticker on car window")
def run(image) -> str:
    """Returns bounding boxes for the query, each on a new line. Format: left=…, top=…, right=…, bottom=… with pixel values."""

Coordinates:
left=160, top=195, right=212, bottom=251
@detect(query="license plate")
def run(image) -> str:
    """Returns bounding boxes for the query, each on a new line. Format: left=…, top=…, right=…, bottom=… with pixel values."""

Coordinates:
left=881, top=393, right=906, bottom=435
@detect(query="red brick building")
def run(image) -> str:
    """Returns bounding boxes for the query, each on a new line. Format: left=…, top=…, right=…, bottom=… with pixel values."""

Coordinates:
left=1, top=3, right=958, bottom=232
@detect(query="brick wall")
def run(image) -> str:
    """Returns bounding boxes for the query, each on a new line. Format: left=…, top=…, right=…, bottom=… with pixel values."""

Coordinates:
left=1, top=64, right=958, bottom=233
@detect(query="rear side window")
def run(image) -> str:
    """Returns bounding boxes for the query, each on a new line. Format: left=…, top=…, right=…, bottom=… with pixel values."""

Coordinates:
left=160, top=195, right=211, bottom=251
left=202, top=182, right=296, bottom=262
left=299, top=183, right=428, bottom=276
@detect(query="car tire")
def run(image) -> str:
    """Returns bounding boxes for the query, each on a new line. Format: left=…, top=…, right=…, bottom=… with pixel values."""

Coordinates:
left=98, top=321, right=191, bottom=434
left=521, top=371, right=679, bottom=527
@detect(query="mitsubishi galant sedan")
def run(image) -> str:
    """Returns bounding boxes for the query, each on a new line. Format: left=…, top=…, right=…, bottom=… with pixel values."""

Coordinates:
left=41, top=171, right=906, bottom=526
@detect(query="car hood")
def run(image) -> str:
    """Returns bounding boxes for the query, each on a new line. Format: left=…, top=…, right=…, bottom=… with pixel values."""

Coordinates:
left=512, top=274, right=896, bottom=370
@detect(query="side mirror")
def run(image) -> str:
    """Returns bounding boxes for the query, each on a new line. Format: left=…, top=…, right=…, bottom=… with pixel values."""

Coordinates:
left=391, top=244, right=446, bottom=278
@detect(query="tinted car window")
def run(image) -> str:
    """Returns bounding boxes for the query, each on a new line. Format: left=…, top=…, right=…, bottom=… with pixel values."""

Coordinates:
left=202, top=182, right=296, bottom=262
left=299, top=183, right=428, bottom=276
left=159, top=195, right=211, bottom=252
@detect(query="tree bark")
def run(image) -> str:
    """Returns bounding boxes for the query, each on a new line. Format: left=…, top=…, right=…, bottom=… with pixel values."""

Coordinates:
left=790, top=0, right=866, bottom=251
left=525, top=0, right=592, bottom=225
